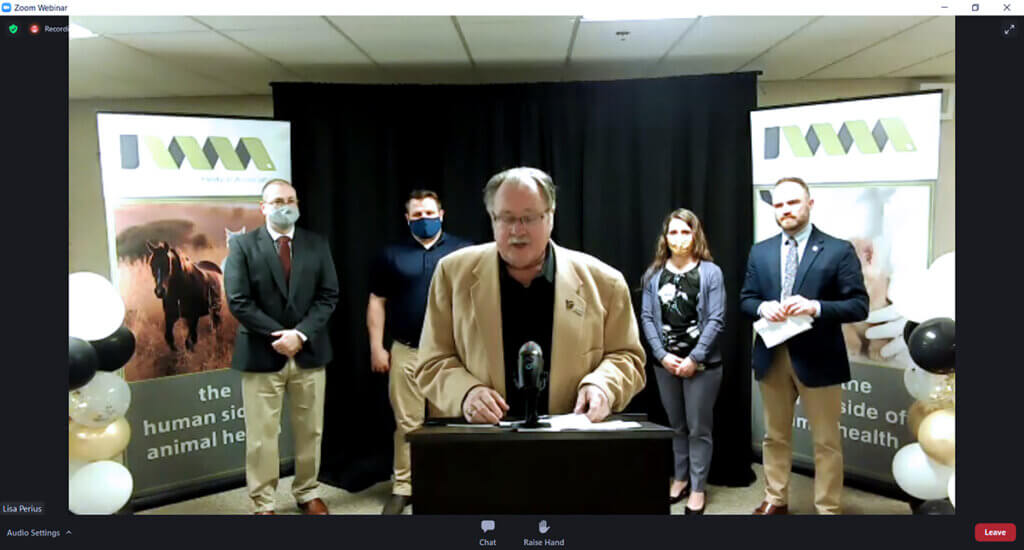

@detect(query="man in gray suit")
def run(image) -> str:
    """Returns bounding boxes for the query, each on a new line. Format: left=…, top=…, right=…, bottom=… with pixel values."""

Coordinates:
left=224, top=179, right=339, bottom=515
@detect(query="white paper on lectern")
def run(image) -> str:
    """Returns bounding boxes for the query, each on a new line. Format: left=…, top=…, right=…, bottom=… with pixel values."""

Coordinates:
left=753, top=315, right=814, bottom=348
left=512, top=413, right=642, bottom=432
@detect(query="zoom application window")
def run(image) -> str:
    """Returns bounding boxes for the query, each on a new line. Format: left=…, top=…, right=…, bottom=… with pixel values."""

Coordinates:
left=1, top=1, right=1021, bottom=548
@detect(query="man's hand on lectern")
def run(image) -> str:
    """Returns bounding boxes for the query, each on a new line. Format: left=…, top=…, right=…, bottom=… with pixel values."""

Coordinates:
left=462, top=386, right=509, bottom=424
left=574, top=384, right=610, bottom=423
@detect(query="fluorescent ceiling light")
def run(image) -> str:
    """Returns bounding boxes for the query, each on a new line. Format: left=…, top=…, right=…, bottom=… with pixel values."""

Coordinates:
left=70, top=23, right=97, bottom=40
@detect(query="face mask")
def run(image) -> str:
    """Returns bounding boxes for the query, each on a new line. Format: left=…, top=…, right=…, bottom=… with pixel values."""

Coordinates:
left=410, top=217, right=442, bottom=239
left=268, top=205, right=300, bottom=228
left=668, top=238, right=692, bottom=255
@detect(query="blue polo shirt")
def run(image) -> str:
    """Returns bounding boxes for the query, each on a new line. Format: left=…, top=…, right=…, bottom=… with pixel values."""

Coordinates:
left=370, top=232, right=473, bottom=347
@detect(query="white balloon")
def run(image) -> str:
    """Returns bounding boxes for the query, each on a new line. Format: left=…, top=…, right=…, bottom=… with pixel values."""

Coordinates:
left=889, top=251, right=956, bottom=322
left=888, top=267, right=932, bottom=323
left=68, top=460, right=133, bottom=515
left=69, top=272, right=125, bottom=341
left=904, top=366, right=948, bottom=401
left=926, top=252, right=955, bottom=320
left=892, top=443, right=954, bottom=500
left=69, top=372, right=131, bottom=427
left=69, top=458, right=88, bottom=479
left=948, top=471, right=956, bottom=507
left=68, top=458, right=88, bottom=499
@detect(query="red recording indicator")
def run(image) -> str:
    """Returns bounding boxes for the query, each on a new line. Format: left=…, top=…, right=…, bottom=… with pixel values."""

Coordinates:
left=29, top=23, right=39, bottom=34
left=976, top=524, right=1016, bottom=542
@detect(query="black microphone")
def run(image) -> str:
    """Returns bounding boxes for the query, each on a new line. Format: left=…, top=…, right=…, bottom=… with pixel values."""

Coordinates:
left=516, top=341, right=548, bottom=428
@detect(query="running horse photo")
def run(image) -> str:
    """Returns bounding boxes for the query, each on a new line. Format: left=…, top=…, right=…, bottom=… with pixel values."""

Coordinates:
left=146, top=241, right=224, bottom=351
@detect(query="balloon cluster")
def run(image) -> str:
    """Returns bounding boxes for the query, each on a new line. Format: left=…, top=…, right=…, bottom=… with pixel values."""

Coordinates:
left=68, top=272, right=136, bottom=515
left=888, top=253, right=956, bottom=514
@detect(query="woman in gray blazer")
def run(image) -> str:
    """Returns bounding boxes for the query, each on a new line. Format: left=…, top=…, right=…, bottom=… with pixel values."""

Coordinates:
left=640, top=208, right=725, bottom=515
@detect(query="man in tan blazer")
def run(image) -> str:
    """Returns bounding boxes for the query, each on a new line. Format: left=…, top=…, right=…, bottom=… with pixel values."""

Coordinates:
left=415, top=167, right=646, bottom=423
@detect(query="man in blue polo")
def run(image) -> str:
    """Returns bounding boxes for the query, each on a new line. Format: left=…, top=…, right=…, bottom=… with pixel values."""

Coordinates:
left=367, top=190, right=472, bottom=515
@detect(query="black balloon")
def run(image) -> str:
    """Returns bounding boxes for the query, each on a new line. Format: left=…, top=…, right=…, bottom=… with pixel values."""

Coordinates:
left=90, top=325, right=136, bottom=372
left=914, top=498, right=955, bottom=515
left=908, top=317, right=956, bottom=374
left=69, top=337, right=99, bottom=390
left=903, top=320, right=919, bottom=347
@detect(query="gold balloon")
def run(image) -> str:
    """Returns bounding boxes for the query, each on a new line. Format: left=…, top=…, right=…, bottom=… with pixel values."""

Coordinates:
left=918, top=409, right=955, bottom=467
left=907, top=399, right=952, bottom=439
left=69, top=417, right=131, bottom=461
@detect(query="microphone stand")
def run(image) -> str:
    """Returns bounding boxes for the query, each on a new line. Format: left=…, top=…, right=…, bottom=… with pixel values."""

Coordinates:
left=520, top=386, right=548, bottom=428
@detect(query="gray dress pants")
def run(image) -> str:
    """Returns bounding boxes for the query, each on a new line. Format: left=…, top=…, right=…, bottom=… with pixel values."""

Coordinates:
left=653, top=365, right=723, bottom=492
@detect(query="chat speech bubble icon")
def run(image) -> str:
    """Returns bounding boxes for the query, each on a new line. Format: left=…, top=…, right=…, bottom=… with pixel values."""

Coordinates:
left=481, top=520, right=495, bottom=533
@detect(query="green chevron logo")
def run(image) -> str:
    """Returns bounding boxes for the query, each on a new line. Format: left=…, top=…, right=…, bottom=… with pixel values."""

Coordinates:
left=764, top=118, right=916, bottom=159
left=119, top=135, right=276, bottom=171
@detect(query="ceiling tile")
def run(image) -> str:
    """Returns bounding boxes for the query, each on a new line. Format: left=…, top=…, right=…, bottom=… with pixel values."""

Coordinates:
left=225, top=18, right=370, bottom=65
left=806, top=17, right=955, bottom=79
left=71, top=16, right=206, bottom=35
left=739, top=16, right=930, bottom=80
left=458, top=16, right=577, bottom=63
left=887, top=51, right=955, bottom=77
left=572, top=19, right=696, bottom=61
left=67, top=16, right=958, bottom=98
left=660, top=16, right=816, bottom=75
left=193, top=16, right=322, bottom=31
left=327, top=16, right=468, bottom=64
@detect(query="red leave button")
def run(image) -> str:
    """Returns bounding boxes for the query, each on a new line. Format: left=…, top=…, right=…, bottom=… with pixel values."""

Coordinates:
left=976, top=524, right=1016, bottom=542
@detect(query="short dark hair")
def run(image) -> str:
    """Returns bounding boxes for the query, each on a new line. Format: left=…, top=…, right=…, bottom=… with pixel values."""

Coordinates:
left=773, top=176, right=810, bottom=196
left=407, top=189, right=442, bottom=211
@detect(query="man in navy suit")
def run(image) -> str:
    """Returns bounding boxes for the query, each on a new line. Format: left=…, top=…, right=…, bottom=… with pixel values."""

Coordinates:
left=740, top=177, right=868, bottom=515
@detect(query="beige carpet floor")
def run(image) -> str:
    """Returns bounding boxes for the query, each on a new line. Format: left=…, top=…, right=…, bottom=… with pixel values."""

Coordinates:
left=138, top=463, right=910, bottom=515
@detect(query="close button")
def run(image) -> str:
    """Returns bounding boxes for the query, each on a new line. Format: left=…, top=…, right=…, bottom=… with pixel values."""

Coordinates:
left=976, top=523, right=1016, bottom=542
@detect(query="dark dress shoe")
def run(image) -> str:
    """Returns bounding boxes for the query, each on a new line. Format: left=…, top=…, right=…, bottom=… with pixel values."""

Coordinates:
left=684, top=503, right=705, bottom=515
left=382, top=494, right=412, bottom=515
left=752, top=501, right=788, bottom=515
left=297, top=498, right=329, bottom=515
left=669, top=485, right=691, bottom=505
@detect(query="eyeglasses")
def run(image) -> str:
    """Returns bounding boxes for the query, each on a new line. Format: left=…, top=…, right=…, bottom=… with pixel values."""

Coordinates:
left=267, top=198, right=298, bottom=208
left=491, top=211, right=548, bottom=229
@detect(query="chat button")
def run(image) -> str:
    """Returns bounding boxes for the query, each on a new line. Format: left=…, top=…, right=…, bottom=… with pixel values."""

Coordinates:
left=479, top=520, right=497, bottom=547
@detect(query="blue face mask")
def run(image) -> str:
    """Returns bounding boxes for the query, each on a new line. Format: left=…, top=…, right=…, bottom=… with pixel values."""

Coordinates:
left=268, top=205, right=300, bottom=228
left=410, top=217, right=442, bottom=239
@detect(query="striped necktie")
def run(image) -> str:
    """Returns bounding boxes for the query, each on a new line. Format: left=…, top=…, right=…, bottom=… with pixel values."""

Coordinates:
left=781, top=237, right=798, bottom=299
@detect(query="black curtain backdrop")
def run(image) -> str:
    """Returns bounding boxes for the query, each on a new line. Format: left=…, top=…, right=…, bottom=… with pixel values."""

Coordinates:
left=272, top=72, right=757, bottom=493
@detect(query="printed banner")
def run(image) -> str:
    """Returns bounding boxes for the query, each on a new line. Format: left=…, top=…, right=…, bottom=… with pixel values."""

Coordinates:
left=96, top=113, right=295, bottom=501
left=751, top=92, right=941, bottom=185
left=748, top=93, right=941, bottom=487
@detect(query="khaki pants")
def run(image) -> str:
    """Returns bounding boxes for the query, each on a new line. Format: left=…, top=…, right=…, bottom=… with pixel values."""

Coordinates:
left=759, top=345, right=843, bottom=515
left=389, top=341, right=424, bottom=497
left=241, top=358, right=326, bottom=513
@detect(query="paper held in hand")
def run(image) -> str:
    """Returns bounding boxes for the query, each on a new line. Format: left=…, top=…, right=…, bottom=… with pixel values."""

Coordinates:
left=753, top=315, right=814, bottom=348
